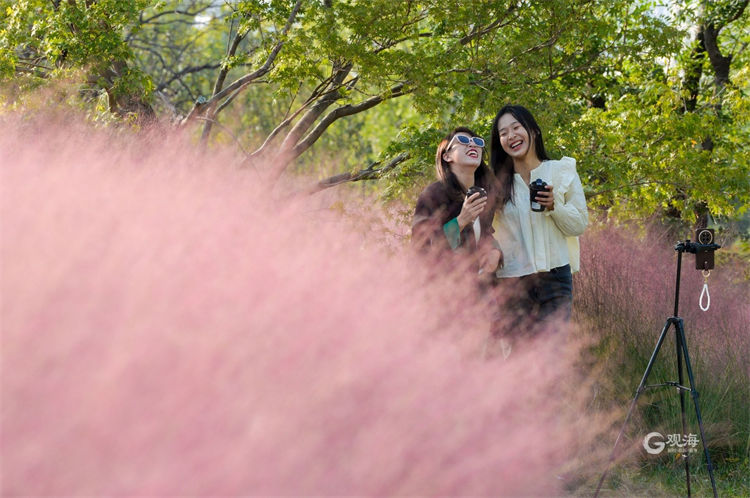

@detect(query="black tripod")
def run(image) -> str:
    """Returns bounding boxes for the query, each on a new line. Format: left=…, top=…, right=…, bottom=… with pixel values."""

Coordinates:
left=594, top=240, right=719, bottom=498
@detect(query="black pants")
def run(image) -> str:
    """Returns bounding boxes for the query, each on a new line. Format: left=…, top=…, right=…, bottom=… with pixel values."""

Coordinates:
left=520, top=264, right=573, bottom=322
left=492, top=265, right=573, bottom=337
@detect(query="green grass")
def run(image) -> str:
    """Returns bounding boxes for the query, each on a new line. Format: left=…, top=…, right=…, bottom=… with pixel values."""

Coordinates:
left=587, top=457, right=750, bottom=497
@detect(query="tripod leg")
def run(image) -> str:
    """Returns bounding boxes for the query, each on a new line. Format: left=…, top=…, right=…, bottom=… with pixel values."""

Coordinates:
left=594, top=318, right=675, bottom=497
left=676, top=322, right=691, bottom=496
left=675, top=319, right=719, bottom=498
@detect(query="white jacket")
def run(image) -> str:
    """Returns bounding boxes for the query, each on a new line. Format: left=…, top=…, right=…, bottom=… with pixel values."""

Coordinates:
left=493, top=156, right=588, bottom=277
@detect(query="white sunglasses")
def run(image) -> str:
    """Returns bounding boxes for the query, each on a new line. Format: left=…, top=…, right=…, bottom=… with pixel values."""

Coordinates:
left=447, top=134, right=485, bottom=150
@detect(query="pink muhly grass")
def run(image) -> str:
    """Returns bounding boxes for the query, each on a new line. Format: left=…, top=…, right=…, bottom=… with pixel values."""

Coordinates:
left=577, top=223, right=749, bottom=370
left=575, top=224, right=750, bottom=462
left=1, top=115, right=592, bottom=495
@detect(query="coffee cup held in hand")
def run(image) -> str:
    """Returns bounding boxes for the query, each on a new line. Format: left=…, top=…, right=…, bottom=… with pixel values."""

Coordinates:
left=529, top=179, right=548, bottom=212
left=466, top=185, right=487, bottom=199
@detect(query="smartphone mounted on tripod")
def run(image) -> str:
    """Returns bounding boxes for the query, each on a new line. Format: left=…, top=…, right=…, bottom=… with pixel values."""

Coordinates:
left=675, top=228, right=720, bottom=270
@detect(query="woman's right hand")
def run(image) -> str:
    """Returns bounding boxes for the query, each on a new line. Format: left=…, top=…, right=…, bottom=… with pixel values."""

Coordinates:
left=481, top=247, right=503, bottom=273
left=457, top=192, right=488, bottom=230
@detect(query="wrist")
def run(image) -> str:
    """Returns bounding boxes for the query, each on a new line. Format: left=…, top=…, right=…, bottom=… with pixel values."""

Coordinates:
left=456, top=214, right=467, bottom=230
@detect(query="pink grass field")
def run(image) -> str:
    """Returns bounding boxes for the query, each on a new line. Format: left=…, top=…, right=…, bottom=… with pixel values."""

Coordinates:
left=1, top=116, right=593, bottom=495
left=578, top=224, right=750, bottom=369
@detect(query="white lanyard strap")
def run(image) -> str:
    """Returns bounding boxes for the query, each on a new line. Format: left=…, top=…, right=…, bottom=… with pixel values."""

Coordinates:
left=699, top=270, right=711, bottom=311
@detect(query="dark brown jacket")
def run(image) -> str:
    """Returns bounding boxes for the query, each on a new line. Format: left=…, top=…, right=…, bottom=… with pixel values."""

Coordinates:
left=412, top=181, right=497, bottom=263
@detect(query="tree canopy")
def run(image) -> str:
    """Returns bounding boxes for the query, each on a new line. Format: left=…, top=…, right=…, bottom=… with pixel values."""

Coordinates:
left=1, top=0, right=748, bottom=224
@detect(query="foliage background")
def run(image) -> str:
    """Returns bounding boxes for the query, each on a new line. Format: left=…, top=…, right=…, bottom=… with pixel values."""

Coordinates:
left=2, top=0, right=748, bottom=227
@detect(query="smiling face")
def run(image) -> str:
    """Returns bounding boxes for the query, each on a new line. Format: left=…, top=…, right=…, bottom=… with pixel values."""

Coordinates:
left=442, top=132, right=483, bottom=171
left=497, top=113, right=535, bottom=161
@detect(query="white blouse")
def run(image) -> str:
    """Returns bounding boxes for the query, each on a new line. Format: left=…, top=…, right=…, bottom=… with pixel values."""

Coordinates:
left=493, top=156, right=588, bottom=278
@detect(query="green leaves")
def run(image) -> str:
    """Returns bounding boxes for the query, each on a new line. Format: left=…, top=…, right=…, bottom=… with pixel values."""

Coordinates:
left=565, top=73, right=749, bottom=222
left=2, top=0, right=747, bottom=226
left=2, top=0, right=153, bottom=116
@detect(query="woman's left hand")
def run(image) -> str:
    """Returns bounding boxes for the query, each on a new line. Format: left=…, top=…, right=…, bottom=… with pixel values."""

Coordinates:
left=536, top=184, right=555, bottom=211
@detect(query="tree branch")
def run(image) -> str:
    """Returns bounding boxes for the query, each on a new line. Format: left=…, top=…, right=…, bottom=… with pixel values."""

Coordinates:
left=703, top=24, right=731, bottom=87
left=507, top=28, right=562, bottom=65
left=199, top=25, right=250, bottom=141
left=139, top=4, right=215, bottom=25
left=215, top=78, right=267, bottom=116
left=373, top=32, right=433, bottom=54
left=195, top=117, right=252, bottom=157
left=246, top=98, right=315, bottom=161
left=714, top=0, right=749, bottom=26
left=291, top=82, right=409, bottom=160
left=181, top=0, right=303, bottom=126
left=155, top=63, right=222, bottom=92
left=459, top=4, right=517, bottom=45
left=274, top=61, right=354, bottom=157
left=703, top=0, right=748, bottom=87
left=305, top=153, right=411, bottom=194
left=682, top=27, right=706, bottom=113
left=155, top=90, right=179, bottom=120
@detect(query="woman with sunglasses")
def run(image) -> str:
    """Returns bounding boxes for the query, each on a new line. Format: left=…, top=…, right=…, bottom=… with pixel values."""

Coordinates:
left=489, top=105, right=588, bottom=329
left=412, top=127, right=502, bottom=280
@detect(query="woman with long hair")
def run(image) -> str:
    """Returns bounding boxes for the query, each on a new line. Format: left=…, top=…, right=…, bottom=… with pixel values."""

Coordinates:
left=489, top=105, right=588, bottom=327
left=412, top=127, right=502, bottom=280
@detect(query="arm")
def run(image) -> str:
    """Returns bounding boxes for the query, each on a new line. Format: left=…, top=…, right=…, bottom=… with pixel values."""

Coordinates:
left=479, top=241, right=503, bottom=273
left=412, top=183, right=458, bottom=251
left=412, top=184, right=487, bottom=251
left=545, top=159, right=588, bottom=237
left=478, top=194, right=502, bottom=273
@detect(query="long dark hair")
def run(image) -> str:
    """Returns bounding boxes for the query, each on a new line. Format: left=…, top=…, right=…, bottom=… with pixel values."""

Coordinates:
left=435, top=126, right=492, bottom=200
left=489, top=105, right=550, bottom=207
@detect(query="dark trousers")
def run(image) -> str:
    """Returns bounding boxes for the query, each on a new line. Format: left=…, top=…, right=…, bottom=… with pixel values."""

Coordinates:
left=492, top=265, right=573, bottom=338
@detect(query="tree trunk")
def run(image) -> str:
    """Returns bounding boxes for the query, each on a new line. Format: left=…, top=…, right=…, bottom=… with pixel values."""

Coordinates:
left=99, top=61, right=155, bottom=121
left=682, top=27, right=706, bottom=113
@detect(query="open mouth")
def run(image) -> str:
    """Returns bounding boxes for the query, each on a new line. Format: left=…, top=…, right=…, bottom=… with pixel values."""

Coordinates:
left=466, top=149, right=479, bottom=158
left=509, top=139, right=524, bottom=151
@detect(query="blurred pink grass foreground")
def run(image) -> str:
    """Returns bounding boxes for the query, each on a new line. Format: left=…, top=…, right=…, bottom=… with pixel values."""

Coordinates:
left=2, top=116, right=586, bottom=495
